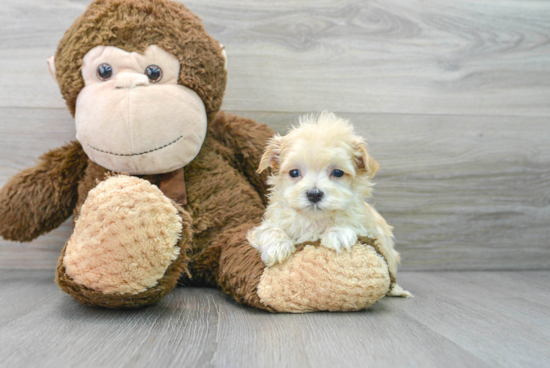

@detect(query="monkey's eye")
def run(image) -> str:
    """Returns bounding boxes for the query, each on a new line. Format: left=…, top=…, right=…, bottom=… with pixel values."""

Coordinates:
left=332, top=169, right=344, bottom=178
left=145, top=65, right=162, bottom=83
left=289, top=169, right=301, bottom=178
left=97, top=63, right=113, bottom=81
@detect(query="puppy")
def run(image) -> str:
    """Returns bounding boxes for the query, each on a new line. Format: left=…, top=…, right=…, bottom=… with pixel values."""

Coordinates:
left=247, top=112, right=411, bottom=297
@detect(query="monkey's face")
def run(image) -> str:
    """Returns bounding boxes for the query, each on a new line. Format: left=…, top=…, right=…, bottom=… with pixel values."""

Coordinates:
left=75, top=45, right=207, bottom=175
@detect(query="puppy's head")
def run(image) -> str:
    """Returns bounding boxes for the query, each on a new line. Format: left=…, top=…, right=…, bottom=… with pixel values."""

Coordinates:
left=258, top=112, right=379, bottom=218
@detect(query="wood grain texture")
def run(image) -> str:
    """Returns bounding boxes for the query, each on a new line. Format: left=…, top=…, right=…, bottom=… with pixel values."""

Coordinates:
left=2, top=2, right=549, bottom=366
left=0, top=270, right=549, bottom=368
left=0, top=1, right=549, bottom=270
left=1, top=108, right=548, bottom=270
left=1, top=0, right=550, bottom=116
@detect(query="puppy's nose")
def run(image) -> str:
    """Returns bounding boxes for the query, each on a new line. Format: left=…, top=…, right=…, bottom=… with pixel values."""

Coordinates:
left=306, top=189, right=324, bottom=204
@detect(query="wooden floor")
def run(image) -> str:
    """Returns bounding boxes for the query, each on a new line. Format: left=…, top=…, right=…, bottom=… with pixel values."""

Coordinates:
left=0, top=269, right=548, bottom=368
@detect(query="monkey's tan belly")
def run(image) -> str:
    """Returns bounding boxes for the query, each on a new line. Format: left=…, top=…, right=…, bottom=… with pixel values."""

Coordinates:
left=257, top=243, right=390, bottom=313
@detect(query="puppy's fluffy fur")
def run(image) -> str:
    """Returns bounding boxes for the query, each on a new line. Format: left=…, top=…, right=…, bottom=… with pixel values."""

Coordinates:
left=248, top=112, right=410, bottom=297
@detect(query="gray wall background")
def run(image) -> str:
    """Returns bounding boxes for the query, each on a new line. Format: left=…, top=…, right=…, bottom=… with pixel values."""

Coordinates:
left=0, top=0, right=549, bottom=270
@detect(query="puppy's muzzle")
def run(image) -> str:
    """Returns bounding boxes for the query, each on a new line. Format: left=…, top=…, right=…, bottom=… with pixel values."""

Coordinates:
left=306, top=189, right=324, bottom=204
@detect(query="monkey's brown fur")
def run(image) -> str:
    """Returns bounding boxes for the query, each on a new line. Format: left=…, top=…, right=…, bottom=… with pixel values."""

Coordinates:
left=55, top=0, right=226, bottom=122
left=1, top=111, right=274, bottom=309
left=0, top=0, right=393, bottom=310
left=0, top=142, right=88, bottom=242
left=0, top=0, right=275, bottom=309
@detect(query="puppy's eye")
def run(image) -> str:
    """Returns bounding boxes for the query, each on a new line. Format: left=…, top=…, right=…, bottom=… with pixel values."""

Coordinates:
left=289, top=169, right=301, bottom=178
left=145, top=65, right=162, bottom=83
left=332, top=169, right=344, bottom=178
left=97, top=63, right=113, bottom=81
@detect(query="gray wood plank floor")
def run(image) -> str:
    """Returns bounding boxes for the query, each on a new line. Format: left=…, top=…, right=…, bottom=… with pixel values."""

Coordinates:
left=0, top=269, right=549, bottom=368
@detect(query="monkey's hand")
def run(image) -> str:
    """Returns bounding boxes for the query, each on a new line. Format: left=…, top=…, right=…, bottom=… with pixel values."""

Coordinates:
left=0, top=141, right=87, bottom=242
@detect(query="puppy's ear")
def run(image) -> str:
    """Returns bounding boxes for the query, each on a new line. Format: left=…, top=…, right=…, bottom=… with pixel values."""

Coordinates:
left=258, top=134, right=283, bottom=173
left=354, top=140, right=379, bottom=179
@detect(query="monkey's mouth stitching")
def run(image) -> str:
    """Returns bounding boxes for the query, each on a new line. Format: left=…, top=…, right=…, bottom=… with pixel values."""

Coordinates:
left=87, top=135, right=184, bottom=156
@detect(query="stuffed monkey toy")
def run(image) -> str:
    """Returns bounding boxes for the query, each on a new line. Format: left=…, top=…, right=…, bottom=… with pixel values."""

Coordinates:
left=0, top=0, right=394, bottom=312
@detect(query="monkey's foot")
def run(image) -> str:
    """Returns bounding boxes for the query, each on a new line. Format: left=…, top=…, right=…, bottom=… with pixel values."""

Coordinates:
left=56, top=175, right=192, bottom=308
left=256, top=241, right=391, bottom=313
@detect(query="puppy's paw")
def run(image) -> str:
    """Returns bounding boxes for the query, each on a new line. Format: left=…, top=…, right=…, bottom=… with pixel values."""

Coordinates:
left=260, top=240, right=296, bottom=267
left=320, top=227, right=358, bottom=253
left=248, top=226, right=296, bottom=266
left=388, top=283, right=413, bottom=298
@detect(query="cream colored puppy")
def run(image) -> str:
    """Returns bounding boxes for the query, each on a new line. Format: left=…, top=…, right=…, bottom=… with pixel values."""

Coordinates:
left=247, top=112, right=411, bottom=297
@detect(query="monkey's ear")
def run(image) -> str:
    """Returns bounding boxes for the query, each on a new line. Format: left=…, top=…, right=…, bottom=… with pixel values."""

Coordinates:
left=257, top=134, right=283, bottom=173
left=354, top=140, right=379, bottom=179
left=47, top=56, right=58, bottom=85
left=219, top=43, right=227, bottom=70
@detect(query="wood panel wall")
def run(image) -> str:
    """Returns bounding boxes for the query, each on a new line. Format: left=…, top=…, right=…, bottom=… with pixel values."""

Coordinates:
left=1, top=0, right=549, bottom=270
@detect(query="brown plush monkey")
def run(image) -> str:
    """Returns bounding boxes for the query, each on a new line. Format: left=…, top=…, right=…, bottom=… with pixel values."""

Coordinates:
left=0, top=0, right=392, bottom=312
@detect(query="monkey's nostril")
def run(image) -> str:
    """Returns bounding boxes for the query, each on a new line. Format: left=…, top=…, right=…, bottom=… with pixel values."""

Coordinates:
left=306, top=189, right=324, bottom=204
left=114, top=73, right=150, bottom=89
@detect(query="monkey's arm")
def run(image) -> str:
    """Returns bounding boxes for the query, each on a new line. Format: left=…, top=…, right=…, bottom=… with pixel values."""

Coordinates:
left=0, top=141, right=88, bottom=242
left=209, top=111, right=274, bottom=203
